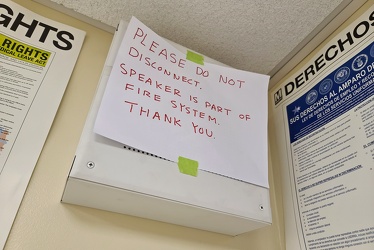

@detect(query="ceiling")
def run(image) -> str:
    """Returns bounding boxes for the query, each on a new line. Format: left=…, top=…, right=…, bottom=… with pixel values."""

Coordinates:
left=35, top=0, right=366, bottom=85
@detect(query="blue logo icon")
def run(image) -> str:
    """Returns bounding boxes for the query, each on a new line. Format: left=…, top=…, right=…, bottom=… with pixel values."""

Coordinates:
left=370, top=44, right=374, bottom=58
left=334, top=66, right=350, bottom=84
left=306, top=90, right=318, bottom=105
left=319, top=79, right=333, bottom=95
left=352, top=54, right=368, bottom=71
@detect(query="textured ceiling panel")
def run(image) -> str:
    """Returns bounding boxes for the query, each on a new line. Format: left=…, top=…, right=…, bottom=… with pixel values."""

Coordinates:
left=48, top=0, right=346, bottom=75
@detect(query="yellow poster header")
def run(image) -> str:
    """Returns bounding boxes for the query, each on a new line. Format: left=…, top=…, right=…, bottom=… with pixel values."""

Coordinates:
left=0, top=34, right=51, bottom=66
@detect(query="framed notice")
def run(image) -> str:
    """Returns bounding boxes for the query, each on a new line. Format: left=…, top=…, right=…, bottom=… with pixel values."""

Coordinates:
left=270, top=6, right=374, bottom=250
left=0, top=1, right=85, bottom=247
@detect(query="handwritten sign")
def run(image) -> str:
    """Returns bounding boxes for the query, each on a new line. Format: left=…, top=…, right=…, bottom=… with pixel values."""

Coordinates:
left=94, top=17, right=269, bottom=187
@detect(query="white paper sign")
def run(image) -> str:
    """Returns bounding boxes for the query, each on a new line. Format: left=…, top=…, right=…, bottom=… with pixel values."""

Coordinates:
left=94, top=17, right=269, bottom=187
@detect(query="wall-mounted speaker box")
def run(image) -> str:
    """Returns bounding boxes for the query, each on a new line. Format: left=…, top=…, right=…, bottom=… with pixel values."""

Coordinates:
left=61, top=20, right=272, bottom=236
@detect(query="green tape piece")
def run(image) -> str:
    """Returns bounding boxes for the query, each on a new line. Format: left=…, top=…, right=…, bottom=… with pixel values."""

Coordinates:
left=186, top=50, right=204, bottom=65
left=178, top=156, right=199, bottom=177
